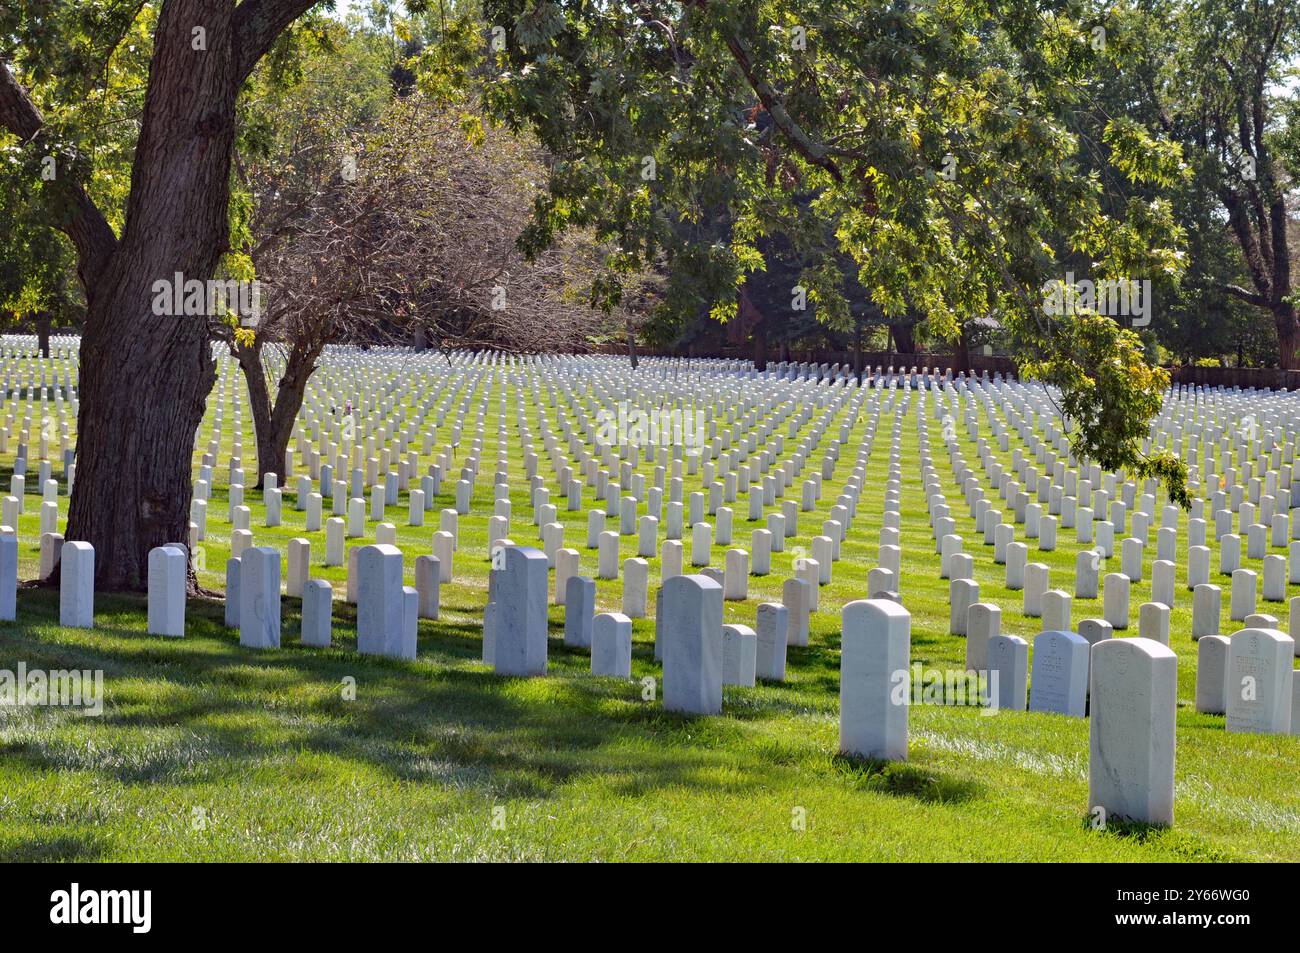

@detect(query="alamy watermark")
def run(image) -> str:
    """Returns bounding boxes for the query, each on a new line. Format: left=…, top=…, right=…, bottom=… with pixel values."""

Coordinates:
left=890, top=664, right=1000, bottom=715
left=0, top=662, right=104, bottom=715
left=151, top=272, right=262, bottom=326
left=595, top=401, right=707, bottom=452
left=50, top=883, right=150, bottom=933
left=1042, top=271, right=1151, bottom=327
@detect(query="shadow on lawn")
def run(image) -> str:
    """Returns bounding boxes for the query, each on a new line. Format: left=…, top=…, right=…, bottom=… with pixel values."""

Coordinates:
left=1, top=588, right=797, bottom=802
left=2, top=833, right=109, bottom=862
left=832, top=754, right=982, bottom=805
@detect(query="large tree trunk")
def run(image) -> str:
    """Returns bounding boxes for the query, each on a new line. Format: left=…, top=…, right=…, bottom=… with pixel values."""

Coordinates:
left=752, top=324, right=767, bottom=370
left=952, top=323, right=972, bottom=374
left=852, top=316, right=864, bottom=381
left=890, top=322, right=916, bottom=354
left=35, top=311, right=51, bottom=357
left=64, top=0, right=238, bottom=590
left=3, top=0, right=320, bottom=591
left=626, top=317, right=639, bottom=370
left=1275, top=302, right=1300, bottom=370
left=237, top=341, right=277, bottom=488
left=70, top=307, right=215, bottom=589
left=237, top=339, right=320, bottom=489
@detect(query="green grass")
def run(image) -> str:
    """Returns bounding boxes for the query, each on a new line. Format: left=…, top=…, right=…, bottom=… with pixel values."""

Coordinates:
left=0, top=357, right=1297, bottom=861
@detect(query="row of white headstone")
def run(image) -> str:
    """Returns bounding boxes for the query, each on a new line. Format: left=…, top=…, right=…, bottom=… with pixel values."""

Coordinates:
left=19, top=350, right=1297, bottom=651
left=0, top=529, right=95, bottom=628
left=13, top=526, right=1292, bottom=770
left=913, top=372, right=1300, bottom=749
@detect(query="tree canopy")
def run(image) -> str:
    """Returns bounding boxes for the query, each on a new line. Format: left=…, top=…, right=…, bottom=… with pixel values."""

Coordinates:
left=8, top=0, right=1300, bottom=530
left=471, top=0, right=1192, bottom=498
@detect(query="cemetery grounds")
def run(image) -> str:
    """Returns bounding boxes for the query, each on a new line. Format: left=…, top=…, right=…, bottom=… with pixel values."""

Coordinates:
left=0, top=342, right=1296, bottom=862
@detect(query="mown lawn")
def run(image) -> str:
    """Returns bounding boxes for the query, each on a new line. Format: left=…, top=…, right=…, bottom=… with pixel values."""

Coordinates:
left=0, top=355, right=1296, bottom=860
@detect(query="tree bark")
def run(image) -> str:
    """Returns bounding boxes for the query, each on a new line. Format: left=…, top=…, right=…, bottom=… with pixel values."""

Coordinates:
left=64, top=0, right=240, bottom=590
left=35, top=311, right=51, bottom=357
left=890, top=322, right=916, bottom=354
left=852, top=316, right=864, bottom=381
left=753, top=324, right=767, bottom=370
left=1212, top=84, right=1296, bottom=370
left=236, top=341, right=276, bottom=488
left=236, top=339, right=321, bottom=489
left=71, top=308, right=215, bottom=589
left=626, top=317, right=639, bottom=370
left=952, top=322, right=972, bottom=374
left=1274, top=302, right=1300, bottom=370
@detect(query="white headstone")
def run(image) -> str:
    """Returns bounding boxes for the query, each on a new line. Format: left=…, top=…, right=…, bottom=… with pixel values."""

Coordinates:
left=1103, top=572, right=1130, bottom=630
left=966, top=602, right=1000, bottom=672
left=1194, top=635, right=1230, bottom=714
left=1029, top=630, right=1089, bottom=716
left=755, top=602, right=789, bottom=682
left=238, top=546, right=281, bottom=649
left=1191, top=583, right=1221, bottom=639
left=1224, top=628, right=1294, bottom=735
left=662, top=574, right=724, bottom=715
left=987, top=634, right=1028, bottom=711
left=357, top=544, right=414, bottom=660
left=591, top=612, right=633, bottom=677
left=415, top=554, right=440, bottom=619
left=58, top=540, right=95, bottom=629
left=0, top=533, right=15, bottom=622
left=493, top=546, right=550, bottom=677
left=1088, top=637, right=1176, bottom=827
left=839, top=599, right=910, bottom=761
left=622, top=557, right=649, bottom=617
left=146, top=545, right=186, bottom=637
left=721, top=623, right=757, bottom=687
left=301, top=578, right=333, bottom=647
left=783, top=577, right=811, bottom=647
left=286, top=537, right=310, bottom=598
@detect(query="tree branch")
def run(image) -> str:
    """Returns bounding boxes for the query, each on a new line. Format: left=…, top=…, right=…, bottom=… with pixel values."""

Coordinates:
left=1220, top=282, right=1268, bottom=308
left=1219, top=185, right=1272, bottom=302
left=0, top=61, right=43, bottom=141
left=233, top=0, right=323, bottom=84
left=0, top=61, right=119, bottom=285
left=723, top=34, right=843, bottom=184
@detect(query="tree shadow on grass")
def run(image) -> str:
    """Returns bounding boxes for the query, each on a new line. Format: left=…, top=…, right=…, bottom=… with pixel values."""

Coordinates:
left=3, top=608, right=779, bottom=801
left=0, top=833, right=108, bottom=862
left=831, top=754, right=983, bottom=805
left=3, top=588, right=862, bottom=807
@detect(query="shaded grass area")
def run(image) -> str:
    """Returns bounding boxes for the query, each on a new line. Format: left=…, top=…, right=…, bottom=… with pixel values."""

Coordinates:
left=0, top=585, right=1294, bottom=861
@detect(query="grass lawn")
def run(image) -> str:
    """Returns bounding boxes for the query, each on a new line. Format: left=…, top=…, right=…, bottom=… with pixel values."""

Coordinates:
left=0, top=354, right=1297, bottom=861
